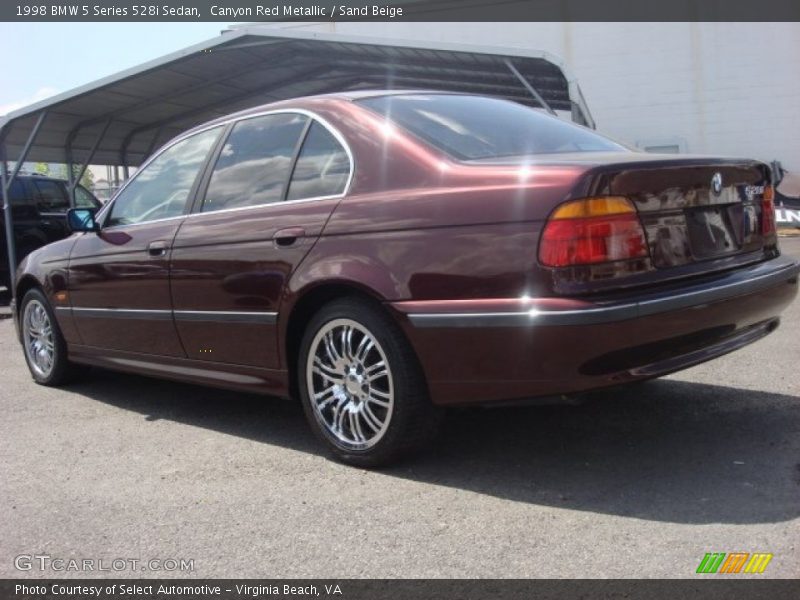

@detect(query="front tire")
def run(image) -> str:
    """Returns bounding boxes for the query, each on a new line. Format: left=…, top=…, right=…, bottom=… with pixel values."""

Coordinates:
left=298, top=297, right=440, bottom=467
left=20, top=288, right=81, bottom=386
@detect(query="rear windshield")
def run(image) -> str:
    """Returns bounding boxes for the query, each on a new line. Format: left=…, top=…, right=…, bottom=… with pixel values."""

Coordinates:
left=357, top=94, right=626, bottom=160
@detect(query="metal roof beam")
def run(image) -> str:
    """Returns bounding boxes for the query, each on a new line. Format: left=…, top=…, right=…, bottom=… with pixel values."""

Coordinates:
left=69, top=118, right=112, bottom=199
left=570, top=83, right=596, bottom=129
left=139, top=125, right=166, bottom=164
left=504, top=59, right=557, bottom=116
left=6, top=111, right=48, bottom=187
left=212, top=38, right=286, bottom=52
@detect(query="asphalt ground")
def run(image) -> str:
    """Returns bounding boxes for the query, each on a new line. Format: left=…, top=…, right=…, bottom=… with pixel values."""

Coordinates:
left=0, top=238, right=798, bottom=579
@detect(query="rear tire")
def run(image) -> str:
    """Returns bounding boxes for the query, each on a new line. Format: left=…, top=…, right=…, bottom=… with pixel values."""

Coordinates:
left=19, top=288, right=84, bottom=386
left=298, top=297, right=441, bottom=467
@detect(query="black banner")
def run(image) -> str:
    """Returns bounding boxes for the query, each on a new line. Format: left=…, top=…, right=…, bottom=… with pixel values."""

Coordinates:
left=3, top=580, right=800, bottom=600
left=2, top=0, right=800, bottom=22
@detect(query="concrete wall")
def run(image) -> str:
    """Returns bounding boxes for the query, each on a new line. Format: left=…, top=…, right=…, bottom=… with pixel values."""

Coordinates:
left=271, top=22, right=800, bottom=171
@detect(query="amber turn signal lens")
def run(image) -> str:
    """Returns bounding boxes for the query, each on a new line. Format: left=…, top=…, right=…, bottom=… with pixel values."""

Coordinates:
left=550, top=196, right=636, bottom=220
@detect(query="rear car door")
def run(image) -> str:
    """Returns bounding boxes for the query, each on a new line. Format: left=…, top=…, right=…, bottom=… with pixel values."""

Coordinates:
left=170, top=113, right=351, bottom=368
left=67, top=126, right=223, bottom=356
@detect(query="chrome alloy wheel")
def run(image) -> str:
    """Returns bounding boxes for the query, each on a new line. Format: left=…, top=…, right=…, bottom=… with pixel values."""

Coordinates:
left=23, top=299, right=55, bottom=378
left=306, top=318, right=394, bottom=450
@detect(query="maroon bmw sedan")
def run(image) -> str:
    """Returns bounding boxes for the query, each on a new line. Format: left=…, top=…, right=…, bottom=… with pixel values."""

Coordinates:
left=11, top=91, right=799, bottom=465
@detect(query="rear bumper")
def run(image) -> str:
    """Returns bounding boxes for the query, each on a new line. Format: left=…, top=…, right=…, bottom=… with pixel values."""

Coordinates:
left=404, top=258, right=799, bottom=328
left=392, top=257, right=799, bottom=405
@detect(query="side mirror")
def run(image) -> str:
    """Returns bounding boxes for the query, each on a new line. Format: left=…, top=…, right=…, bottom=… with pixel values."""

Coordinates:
left=66, top=208, right=99, bottom=233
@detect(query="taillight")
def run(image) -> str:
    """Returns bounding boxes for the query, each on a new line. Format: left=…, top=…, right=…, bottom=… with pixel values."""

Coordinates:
left=539, top=196, right=649, bottom=267
left=762, top=185, right=776, bottom=236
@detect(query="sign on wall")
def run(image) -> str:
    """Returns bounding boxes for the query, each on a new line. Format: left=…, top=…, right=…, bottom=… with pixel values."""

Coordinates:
left=776, top=208, right=800, bottom=227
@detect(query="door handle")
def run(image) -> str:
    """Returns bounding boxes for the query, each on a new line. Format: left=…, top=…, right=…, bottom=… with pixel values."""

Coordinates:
left=273, top=227, right=305, bottom=248
left=147, top=240, right=169, bottom=256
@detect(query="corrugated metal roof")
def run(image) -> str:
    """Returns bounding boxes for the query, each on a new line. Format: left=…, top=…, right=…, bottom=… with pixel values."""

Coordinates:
left=0, top=27, right=593, bottom=167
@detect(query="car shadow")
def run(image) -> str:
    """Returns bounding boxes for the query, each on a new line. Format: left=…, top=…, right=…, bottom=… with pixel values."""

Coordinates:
left=69, top=370, right=800, bottom=525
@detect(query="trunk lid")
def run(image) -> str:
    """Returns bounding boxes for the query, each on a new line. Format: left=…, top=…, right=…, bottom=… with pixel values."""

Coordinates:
left=575, top=155, right=777, bottom=275
left=471, top=152, right=778, bottom=293
left=601, top=160, right=771, bottom=269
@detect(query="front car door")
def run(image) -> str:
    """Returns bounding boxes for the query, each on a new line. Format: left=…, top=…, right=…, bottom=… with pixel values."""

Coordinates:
left=170, top=112, right=352, bottom=369
left=66, top=126, right=223, bottom=356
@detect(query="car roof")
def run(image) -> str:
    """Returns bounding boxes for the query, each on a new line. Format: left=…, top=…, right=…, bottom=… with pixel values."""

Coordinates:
left=180, top=90, right=468, bottom=137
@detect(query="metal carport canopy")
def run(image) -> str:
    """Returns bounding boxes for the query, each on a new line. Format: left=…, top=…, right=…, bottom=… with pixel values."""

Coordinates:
left=0, top=27, right=595, bottom=293
left=0, top=27, right=594, bottom=169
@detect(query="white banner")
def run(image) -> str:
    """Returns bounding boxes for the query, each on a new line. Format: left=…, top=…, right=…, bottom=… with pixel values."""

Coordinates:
left=776, top=208, right=800, bottom=226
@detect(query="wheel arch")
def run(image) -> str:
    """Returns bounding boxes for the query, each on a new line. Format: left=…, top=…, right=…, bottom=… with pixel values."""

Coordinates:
left=15, top=274, right=42, bottom=307
left=13, top=275, right=43, bottom=337
left=282, top=280, right=403, bottom=401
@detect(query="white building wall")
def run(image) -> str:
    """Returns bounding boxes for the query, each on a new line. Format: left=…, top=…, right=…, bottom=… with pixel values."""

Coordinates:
left=273, top=22, right=800, bottom=171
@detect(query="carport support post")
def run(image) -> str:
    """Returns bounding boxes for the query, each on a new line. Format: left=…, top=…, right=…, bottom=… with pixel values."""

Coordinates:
left=119, top=133, right=132, bottom=181
left=504, top=59, right=557, bottom=116
left=2, top=110, right=47, bottom=300
left=6, top=111, right=47, bottom=188
left=571, top=103, right=586, bottom=127
left=66, top=158, right=75, bottom=206
left=66, top=135, right=76, bottom=206
left=1, top=146, right=15, bottom=295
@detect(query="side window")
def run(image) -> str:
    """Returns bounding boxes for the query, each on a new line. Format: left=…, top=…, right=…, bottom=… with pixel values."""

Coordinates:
left=287, top=122, right=350, bottom=201
left=73, top=185, right=98, bottom=209
left=107, top=126, right=221, bottom=227
left=202, top=113, right=308, bottom=213
left=32, top=180, right=70, bottom=212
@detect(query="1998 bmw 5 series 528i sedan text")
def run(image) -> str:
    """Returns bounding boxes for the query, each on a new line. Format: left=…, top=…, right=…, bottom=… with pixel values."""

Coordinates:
left=11, top=91, right=800, bottom=465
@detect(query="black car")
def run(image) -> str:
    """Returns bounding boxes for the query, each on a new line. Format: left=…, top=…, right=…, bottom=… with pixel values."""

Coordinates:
left=1, top=174, right=100, bottom=290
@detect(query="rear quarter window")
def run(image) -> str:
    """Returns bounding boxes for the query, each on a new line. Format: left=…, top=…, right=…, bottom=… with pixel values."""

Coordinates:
left=286, top=122, right=350, bottom=201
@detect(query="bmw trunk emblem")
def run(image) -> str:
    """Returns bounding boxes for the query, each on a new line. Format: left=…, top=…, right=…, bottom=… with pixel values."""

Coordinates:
left=711, top=172, right=723, bottom=195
